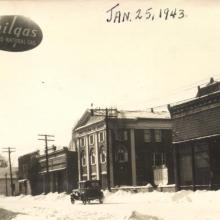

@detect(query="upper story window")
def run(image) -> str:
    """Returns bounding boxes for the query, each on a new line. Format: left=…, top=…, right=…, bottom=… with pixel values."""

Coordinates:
left=99, top=146, right=106, bottom=164
left=90, top=148, right=96, bottom=165
left=81, top=150, right=86, bottom=167
left=80, top=137, right=86, bottom=147
left=89, top=134, right=94, bottom=145
left=98, top=131, right=105, bottom=142
left=115, top=130, right=128, bottom=141
left=155, top=130, right=162, bottom=142
left=144, top=130, right=151, bottom=143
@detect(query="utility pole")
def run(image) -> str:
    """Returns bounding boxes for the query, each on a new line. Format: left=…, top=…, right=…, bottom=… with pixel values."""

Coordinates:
left=38, top=134, right=54, bottom=194
left=90, top=107, right=117, bottom=191
left=5, top=173, right=8, bottom=196
left=2, top=147, right=16, bottom=196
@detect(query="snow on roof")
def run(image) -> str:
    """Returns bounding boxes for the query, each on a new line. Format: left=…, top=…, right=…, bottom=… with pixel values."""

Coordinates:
left=117, top=110, right=170, bottom=120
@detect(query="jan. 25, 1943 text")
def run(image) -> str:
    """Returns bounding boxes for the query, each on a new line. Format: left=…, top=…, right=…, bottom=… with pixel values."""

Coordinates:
left=106, top=4, right=187, bottom=23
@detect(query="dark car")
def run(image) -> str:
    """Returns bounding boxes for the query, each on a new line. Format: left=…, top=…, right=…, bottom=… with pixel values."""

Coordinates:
left=70, top=180, right=104, bottom=204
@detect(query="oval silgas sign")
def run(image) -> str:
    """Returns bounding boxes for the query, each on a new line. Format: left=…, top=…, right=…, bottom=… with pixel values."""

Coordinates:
left=0, top=15, right=43, bottom=52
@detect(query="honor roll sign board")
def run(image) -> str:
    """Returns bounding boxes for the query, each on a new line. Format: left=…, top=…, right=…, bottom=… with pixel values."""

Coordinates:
left=0, top=15, right=43, bottom=52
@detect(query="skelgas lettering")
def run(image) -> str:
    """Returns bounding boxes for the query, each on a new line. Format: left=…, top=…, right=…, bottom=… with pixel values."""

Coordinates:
left=0, top=15, right=43, bottom=52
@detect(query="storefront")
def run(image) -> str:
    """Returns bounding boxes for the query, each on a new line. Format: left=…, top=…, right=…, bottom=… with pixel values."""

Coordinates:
left=169, top=78, right=220, bottom=190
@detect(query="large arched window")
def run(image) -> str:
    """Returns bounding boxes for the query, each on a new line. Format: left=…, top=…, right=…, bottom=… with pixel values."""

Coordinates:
left=99, top=146, right=106, bottom=164
left=81, top=150, right=86, bottom=167
left=90, top=148, right=96, bottom=165
left=116, top=145, right=128, bottom=163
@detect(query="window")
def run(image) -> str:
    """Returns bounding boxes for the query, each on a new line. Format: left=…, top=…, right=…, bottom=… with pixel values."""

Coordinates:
left=116, top=146, right=128, bottom=163
left=99, top=146, right=106, bottom=164
left=123, top=131, right=128, bottom=141
left=80, top=137, right=85, bottom=147
left=89, top=135, right=94, bottom=145
left=155, top=130, right=162, bottom=142
left=90, top=148, right=96, bottom=165
left=99, top=132, right=105, bottom=142
left=153, top=152, right=166, bottom=166
left=81, top=150, right=86, bottom=167
left=144, top=130, right=151, bottom=142
left=115, top=130, right=128, bottom=141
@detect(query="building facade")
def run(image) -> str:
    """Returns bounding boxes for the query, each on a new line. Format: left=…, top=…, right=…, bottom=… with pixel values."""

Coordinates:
left=18, top=151, right=40, bottom=195
left=73, top=109, right=174, bottom=189
left=38, top=147, right=78, bottom=194
left=168, top=78, right=220, bottom=190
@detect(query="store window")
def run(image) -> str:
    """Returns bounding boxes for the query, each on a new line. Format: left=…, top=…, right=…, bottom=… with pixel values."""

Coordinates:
left=178, top=146, right=193, bottom=186
left=90, top=148, right=96, bottom=165
left=194, top=143, right=210, bottom=186
left=144, top=130, right=151, bottom=143
left=99, top=146, right=106, bottom=164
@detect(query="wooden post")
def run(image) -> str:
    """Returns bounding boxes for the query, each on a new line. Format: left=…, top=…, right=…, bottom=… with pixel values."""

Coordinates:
left=5, top=173, right=8, bottom=196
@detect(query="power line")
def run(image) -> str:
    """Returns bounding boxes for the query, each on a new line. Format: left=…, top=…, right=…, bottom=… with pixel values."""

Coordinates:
left=2, top=147, right=16, bottom=196
left=145, top=76, right=220, bottom=110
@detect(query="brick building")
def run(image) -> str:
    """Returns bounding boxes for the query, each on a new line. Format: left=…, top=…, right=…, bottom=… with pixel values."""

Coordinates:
left=73, top=108, right=174, bottom=189
left=168, top=78, right=220, bottom=190
left=38, top=147, right=78, bottom=193
left=18, top=151, right=40, bottom=195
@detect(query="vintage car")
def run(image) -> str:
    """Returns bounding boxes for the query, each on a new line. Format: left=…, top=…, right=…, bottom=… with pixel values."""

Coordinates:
left=70, top=180, right=104, bottom=204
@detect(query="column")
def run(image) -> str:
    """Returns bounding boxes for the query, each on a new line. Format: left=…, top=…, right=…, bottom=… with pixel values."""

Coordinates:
left=77, top=139, right=81, bottom=181
left=95, top=132, right=100, bottom=180
left=108, top=129, right=114, bottom=187
left=130, top=129, right=137, bottom=186
left=86, top=136, right=90, bottom=180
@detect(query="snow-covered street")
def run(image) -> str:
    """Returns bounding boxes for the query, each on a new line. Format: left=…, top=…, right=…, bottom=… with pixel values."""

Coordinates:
left=0, top=190, right=220, bottom=220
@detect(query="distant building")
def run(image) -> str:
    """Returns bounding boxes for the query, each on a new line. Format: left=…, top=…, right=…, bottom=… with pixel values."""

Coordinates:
left=0, top=154, right=7, bottom=168
left=38, top=147, right=78, bottom=194
left=73, top=108, right=174, bottom=189
left=18, top=151, right=40, bottom=195
left=0, top=166, right=19, bottom=196
left=168, top=77, right=220, bottom=190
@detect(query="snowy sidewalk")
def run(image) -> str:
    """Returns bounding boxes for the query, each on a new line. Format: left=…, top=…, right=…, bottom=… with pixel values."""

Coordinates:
left=0, top=190, right=220, bottom=220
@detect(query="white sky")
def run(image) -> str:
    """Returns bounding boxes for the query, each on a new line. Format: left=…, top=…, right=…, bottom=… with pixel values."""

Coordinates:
left=1, top=0, right=220, bottom=164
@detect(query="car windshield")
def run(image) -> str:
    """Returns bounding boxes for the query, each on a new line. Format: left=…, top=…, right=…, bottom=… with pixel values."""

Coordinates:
left=85, top=181, right=100, bottom=189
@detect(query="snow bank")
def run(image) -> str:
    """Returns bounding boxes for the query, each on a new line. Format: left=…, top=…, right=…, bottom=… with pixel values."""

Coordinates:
left=0, top=190, right=220, bottom=220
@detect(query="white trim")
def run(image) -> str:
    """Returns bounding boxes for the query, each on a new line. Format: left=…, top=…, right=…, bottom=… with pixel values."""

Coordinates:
left=101, top=171, right=107, bottom=174
left=39, top=167, right=66, bottom=174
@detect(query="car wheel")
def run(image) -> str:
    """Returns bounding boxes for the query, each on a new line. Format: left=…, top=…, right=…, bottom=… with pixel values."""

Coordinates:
left=71, top=198, right=75, bottom=204
left=99, top=197, right=104, bottom=204
left=82, top=199, right=87, bottom=205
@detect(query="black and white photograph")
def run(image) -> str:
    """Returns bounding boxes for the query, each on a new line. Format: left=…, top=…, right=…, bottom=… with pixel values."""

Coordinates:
left=0, top=0, right=220, bottom=220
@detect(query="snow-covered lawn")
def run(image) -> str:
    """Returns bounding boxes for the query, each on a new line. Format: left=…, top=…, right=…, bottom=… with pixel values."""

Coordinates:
left=0, top=190, right=220, bottom=220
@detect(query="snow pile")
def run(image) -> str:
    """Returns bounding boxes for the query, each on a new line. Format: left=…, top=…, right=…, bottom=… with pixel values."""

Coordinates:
left=0, top=190, right=220, bottom=220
